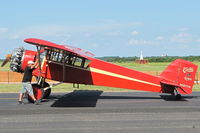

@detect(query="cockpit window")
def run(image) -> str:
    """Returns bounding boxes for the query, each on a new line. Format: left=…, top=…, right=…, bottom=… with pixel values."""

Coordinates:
left=46, top=48, right=89, bottom=68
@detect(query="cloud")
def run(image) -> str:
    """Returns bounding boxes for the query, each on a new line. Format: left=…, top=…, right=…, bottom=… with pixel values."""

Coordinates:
left=128, top=22, right=143, bottom=27
left=0, top=28, right=8, bottom=33
left=90, top=43, right=99, bottom=48
left=178, top=27, right=190, bottom=31
left=10, top=35, right=20, bottom=39
left=171, top=32, right=192, bottom=43
left=8, top=20, right=142, bottom=40
left=0, top=28, right=9, bottom=40
left=106, top=31, right=122, bottom=36
left=131, top=31, right=139, bottom=36
left=128, top=39, right=154, bottom=46
left=155, top=36, right=164, bottom=41
left=196, top=39, right=200, bottom=43
left=9, top=25, right=66, bottom=39
left=84, top=32, right=92, bottom=37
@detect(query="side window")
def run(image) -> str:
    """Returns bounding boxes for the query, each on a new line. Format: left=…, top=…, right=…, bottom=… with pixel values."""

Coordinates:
left=46, top=48, right=90, bottom=69
left=47, top=49, right=64, bottom=63
left=84, top=59, right=91, bottom=68
left=73, top=57, right=83, bottom=67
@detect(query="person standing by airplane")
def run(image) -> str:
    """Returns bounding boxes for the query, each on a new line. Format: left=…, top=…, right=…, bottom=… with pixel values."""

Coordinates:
left=18, top=60, right=40, bottom=105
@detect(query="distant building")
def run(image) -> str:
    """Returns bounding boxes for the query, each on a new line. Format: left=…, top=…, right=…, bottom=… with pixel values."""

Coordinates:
left=135, top=51, right=148, bottom=64
left=161, top=54, right=168, bottom=57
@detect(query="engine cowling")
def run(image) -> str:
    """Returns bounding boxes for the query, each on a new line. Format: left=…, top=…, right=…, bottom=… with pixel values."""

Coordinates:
left=10, top=47, right=25, bottom=73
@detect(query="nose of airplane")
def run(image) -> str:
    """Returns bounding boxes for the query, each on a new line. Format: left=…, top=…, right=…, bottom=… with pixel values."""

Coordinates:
left=1, top=47, right=37, bottom=73
left=20, top=50, right=37, bottom=72
left=9, top=47, right=25, bottom=72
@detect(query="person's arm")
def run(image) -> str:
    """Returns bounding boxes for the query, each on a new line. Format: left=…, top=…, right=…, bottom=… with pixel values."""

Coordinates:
left=31, top=59, right=39, bottom=69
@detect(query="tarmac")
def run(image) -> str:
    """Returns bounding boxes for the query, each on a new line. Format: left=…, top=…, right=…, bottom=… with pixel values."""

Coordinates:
left=0, top=91, right=200, bottom=133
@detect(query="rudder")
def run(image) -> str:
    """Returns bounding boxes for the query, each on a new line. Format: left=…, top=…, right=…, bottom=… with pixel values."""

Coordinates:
left=160, top=59, right=198, bottom=94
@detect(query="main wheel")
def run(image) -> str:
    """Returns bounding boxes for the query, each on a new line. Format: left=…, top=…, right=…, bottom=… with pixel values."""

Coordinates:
left=27, top=84, right=44, bottom=103
left=42, top=82, right=51, bottom=99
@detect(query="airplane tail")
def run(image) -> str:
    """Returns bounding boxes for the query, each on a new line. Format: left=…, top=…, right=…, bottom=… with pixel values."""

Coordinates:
left=159, top=59, right=198, bottom=94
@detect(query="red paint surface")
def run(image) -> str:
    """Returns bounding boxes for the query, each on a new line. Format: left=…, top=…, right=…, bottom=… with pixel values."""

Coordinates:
left=23, top=38, right=198, bottom=95
left=21, top=50, right=37, bottom=71
left=160, top=59, right=198, bottom=94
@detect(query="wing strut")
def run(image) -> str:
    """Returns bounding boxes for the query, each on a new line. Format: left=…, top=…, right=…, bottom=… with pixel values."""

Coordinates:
left=36, top=46, right=42, bottom=75
left=62, top=58, right=66, bottom=82
left=36, top=46, right=45, bottom=87
left=62, top=52, right=67, bottom=82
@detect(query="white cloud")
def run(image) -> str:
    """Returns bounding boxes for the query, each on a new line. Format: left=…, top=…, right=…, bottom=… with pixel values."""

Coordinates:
left=171, top=32, right=192, bottom=43
left=0, top=28, right=8, bottom=33
left=10, top=35, right=20, bottom=39
left=178, top=27, right=190, bottom=31
left=128, top=39, right=154, bottom=46
left=8, top=20, right=142, bottom=40
left=128, top=22, right=143, bottom=27
left=84, top=32, right=92, bottom=37
left=106, top=31, right=122, bottom=36
left=155, top=36, right=164, bottom=41
left=90, top=43, right=98, bottom=48
left=131, top=31, right=139, bottom=36
left=9, top=25, right=66, bottom=39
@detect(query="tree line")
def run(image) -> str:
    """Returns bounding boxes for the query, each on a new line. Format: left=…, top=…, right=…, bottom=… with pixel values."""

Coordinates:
left=97, top=56, right=200, bottom=62
left=1, top=56, right=200, bottom=63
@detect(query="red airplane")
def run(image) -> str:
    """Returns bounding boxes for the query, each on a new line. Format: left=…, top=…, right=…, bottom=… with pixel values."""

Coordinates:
left=1, top=38, right=198, bottom=102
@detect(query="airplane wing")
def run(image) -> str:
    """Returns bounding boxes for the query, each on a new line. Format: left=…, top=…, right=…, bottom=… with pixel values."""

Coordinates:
left=24, top=38, right=95, bottom=59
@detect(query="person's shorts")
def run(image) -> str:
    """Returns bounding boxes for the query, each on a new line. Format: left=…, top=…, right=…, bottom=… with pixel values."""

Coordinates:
left=20, top=82, right=34, bottom=95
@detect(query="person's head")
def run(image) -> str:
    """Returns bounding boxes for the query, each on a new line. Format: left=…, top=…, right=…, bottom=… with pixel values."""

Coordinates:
left=27, top=61, right=34, bottom=66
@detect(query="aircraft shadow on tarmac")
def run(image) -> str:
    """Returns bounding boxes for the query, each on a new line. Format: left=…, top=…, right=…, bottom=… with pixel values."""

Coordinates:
left=48, top=90, right=194, bottom=108
left=50, top=90, right=103, bottom=107
left=159, top=95, right=192, bottom=101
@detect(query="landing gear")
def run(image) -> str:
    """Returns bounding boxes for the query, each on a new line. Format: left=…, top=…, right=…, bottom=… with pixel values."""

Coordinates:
left=173, top=89, right=182, bottom=99
left=36, top=77, right=52, bottom=99
left=27, top=84, right=44, bottom=103
left=27, top=82, right=52, bottom=103
left=43, top=82, right=51, bottom=99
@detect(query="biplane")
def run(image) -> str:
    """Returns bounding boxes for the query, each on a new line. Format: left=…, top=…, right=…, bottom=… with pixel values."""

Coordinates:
left=1, top=38, right=198, bottom=101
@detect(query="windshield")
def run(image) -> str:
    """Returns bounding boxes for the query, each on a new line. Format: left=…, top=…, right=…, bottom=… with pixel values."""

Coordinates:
left=39, top=50, right=47, bottom=62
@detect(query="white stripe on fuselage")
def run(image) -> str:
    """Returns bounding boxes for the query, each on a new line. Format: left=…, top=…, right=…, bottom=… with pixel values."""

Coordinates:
left=89, top=67, right=161, bottom=87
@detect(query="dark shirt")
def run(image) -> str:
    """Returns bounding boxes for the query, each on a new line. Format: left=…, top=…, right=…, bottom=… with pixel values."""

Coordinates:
left=22, top=66, right=34, bottom=82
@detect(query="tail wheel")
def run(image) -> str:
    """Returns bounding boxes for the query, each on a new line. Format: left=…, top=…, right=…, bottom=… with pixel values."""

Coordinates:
left=43, top=82, right=51, bottom=99
left=176, top=94, right=182, bottom=99
left=27, top=84, right=44, bottom=103
left=173, top=88, right=182, bottom=99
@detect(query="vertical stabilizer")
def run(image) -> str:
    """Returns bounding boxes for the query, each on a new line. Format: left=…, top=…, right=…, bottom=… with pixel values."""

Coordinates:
left=160, top=59, right=198, bottom=94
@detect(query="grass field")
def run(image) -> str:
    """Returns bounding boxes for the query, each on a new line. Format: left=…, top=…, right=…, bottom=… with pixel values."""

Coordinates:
left=114, top=61, right=200, bottom=71
left=114, top=62, right=170, bottom=71
left=0, top=61, right=200, bottom=92
left=1, top=61, right=200, bottom=72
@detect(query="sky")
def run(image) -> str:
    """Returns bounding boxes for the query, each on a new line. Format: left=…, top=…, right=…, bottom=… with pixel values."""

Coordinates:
left=0, top=0, right=200, bottom=58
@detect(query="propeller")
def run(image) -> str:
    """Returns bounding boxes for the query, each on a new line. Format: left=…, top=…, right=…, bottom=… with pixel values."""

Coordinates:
left=1, top=54, right=12, bottom=67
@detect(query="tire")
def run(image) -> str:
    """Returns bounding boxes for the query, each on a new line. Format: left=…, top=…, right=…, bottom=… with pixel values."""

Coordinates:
left=43, top=82, right=51, bottom=99
left=43, top=88, right=51, bottom=99
left=173, top=89, right=182, bottom=100
left=176, top=94, right=182, bottom=99
left=27, top=84, right=44, bottom=103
